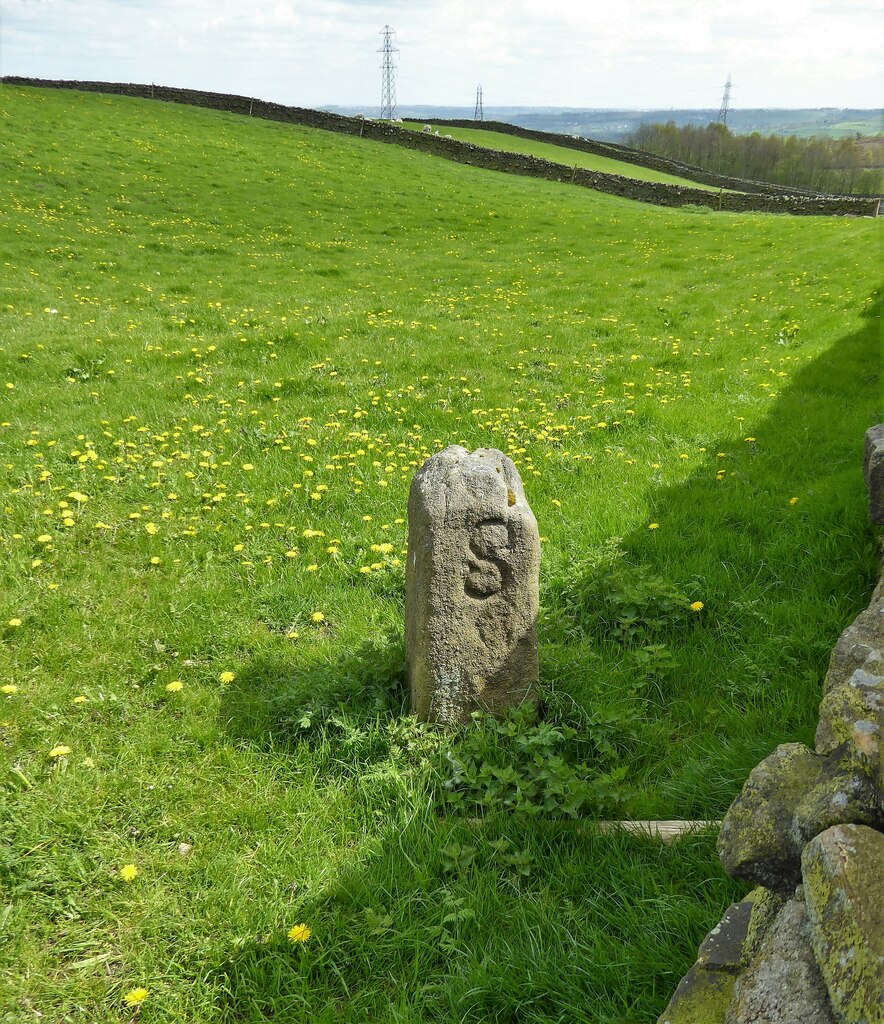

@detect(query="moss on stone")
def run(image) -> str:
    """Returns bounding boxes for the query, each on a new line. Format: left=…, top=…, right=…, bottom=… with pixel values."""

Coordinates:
left=741, top=886, right=786, bottom=967
left=717, top=743, right=822, bottom=891
left=802, top=825, right=884, bottom=1024
left=656, top=965, right=735, bottom=1024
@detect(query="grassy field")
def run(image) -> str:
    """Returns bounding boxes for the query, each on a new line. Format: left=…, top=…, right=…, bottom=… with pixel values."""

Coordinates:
left=0, top=84, right=881, bottom=1023
left=402, top=120, right=725, bottom=190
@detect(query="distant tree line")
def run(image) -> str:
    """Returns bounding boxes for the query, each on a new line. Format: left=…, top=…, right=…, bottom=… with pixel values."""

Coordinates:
left=625, top=121, right=883, bottom=195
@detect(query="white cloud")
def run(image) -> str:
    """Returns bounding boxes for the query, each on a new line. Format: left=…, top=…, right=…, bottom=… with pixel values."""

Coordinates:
left=2, top=0, right=880, bottom=108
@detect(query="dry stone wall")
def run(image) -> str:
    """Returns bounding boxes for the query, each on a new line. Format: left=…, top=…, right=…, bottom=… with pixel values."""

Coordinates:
left=420, top=117, right=826, bottom=198
left=658, top=426, right=884, bottom=1024
left=3, top=78, right=878, bottom=218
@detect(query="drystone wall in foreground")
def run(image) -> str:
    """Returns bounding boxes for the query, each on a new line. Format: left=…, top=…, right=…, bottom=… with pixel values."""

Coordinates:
left=659, top=425, right=884, bottom=1023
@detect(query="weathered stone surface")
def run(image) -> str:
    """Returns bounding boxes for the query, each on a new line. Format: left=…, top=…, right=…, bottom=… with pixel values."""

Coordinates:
left=816, top=659, right=883, bottom=766
left=802, top=824, right=884, bottom=1024
left=863, top=424, right=884, bottom=525
left=718, top=743, right=823, bottom=892
left=791, top=745, right=884, bottom=849
left=697, top=900, right=755, bottom=973
left=656, top=964, right=735, bottom=1024
left=740, top=886, right=786, bottom=967
left=726, top=895, right=836, bottom=1024
left=822, top=577, right=884, bottom=698
left=405, top=446, right=540, bottom=724
left=718, top=742, right=884, bottom=892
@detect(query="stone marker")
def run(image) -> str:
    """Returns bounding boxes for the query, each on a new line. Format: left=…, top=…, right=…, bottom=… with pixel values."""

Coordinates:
left=406, top=445, right=540, bottom=724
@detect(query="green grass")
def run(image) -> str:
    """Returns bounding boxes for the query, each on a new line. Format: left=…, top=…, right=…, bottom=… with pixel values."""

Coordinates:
left=0, top=83, right=881, bottom=1022
left=402, top=120, right=726, bottom=189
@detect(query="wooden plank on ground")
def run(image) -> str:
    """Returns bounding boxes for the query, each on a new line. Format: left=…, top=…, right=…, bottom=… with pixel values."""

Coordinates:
left=455, top=818, right=721, bottom=842
left=598, top=820, right=720, bottom=843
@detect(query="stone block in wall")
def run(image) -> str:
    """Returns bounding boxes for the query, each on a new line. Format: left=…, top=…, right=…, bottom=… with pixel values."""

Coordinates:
left=740, top=886, right=787, bottom=966
left=802, top=824, right=884, bottom=1024
left=821, top=576, right=884, bottom=704
left=656, top=889, right=781, bottom=1024
left=816, top=657, right=883, bottom=781
left=717, top=743, right=883, bottom=892
left=725, top=894, right=836, bottom=1024
left=696, top=900, right=755, bottom=973
left=790, top=745, right=882, bottom=849
left=717, top=743, right=824, bottom=891
left=656, top=963, right=736, bottom=1024
left=864, top=425, right=884, bottom=525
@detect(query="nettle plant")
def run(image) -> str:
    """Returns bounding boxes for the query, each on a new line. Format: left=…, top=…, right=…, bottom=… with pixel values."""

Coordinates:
left=556, top=542, right=696, bottom=643
left=437, top=705, right=632, bottom=819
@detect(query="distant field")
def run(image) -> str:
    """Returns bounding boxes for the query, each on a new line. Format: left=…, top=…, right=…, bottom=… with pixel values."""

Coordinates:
left=330, top=106, right=884, bottom=142
left=1, top=85, right=881, bottom=1023
left=788, top=118, right=883, bottom=138
left=403, top=120, right=725, bottom=189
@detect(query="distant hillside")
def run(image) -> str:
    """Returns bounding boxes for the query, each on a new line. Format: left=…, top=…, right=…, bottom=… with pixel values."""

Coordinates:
left=323, top=106, right=884, bottom=142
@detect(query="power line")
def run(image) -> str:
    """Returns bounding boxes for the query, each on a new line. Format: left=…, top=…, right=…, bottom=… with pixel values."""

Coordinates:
left=474, top=84, right=484, bottom=121
left=378, top=25, right=398, bottom=120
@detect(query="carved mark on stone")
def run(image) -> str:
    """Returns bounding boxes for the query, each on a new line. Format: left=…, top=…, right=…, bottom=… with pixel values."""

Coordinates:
left=465, top=517, right=510, bottom=599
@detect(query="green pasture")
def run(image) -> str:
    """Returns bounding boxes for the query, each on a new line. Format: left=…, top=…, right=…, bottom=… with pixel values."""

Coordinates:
left=402, top=120, right=725, bottom=189
left=0, top=84, right=881, bottom=1022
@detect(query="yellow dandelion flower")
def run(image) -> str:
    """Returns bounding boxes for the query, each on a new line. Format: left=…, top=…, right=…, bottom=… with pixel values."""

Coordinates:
left=123, top=987, right=149, bottom=1006
left=49, top=745, right=71, bottom=758
left=690, top=601, right=704, bottom=612
left=165, top=680, right=184, bottom=693
left=72, top=695, right=87, bottom=704
left=242, top=463, right=254, bottom=471
left=218, top=671, right=236, bottom=684
left=7, top=618, right=22, bottom=628
left=648, top=523, right=659, bottom=531
left=36, top=534, right=52, bottom=544
left=119, top=863, right=139, bottom=882
left=2, top=684, right=18, bottom=694
left=287, top=923, right=311, bottom=943
left=789, top=497, right=799, bottom=506
left=310, top=612, right=325, bottom=623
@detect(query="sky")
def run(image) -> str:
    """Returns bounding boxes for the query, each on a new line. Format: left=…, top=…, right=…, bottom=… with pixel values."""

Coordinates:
left=2, top=0, right=882, bottom=111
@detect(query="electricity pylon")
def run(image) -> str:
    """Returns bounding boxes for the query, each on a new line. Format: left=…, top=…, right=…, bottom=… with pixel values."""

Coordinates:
left=379, top=26, right=399, bottom=121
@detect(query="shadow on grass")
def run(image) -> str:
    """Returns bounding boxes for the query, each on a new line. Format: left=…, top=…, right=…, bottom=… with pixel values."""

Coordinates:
left=218, top=630, right=408, bottom=751
left=541, top=287, right=882, bottom=815
left=206, top=812, right=744, bottom=1024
